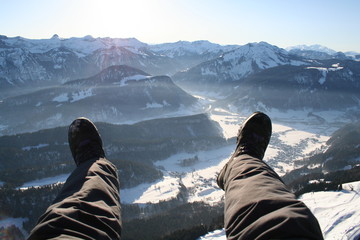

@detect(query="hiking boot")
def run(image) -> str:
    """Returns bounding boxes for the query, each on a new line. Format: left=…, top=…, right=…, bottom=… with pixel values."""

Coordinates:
left=234, top=111, right=272, bottom=160
left=217, top=112, right=272, bottom=189
left=68, top=117, right=105, bottom=166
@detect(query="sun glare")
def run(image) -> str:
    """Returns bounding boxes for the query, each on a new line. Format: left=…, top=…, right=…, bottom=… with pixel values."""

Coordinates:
left=82, top=0, right=161, bottom=39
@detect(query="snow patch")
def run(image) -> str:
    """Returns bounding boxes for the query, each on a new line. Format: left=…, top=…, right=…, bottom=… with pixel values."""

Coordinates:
left=155, top=145, right=234, bottom=204
left=70, top=89, right=94, bottom=102
left=142, top=100, right=170, bottom=109
left=278, top=129, right=315, bottom=147
left=120, top=176, right=180, bottom=204
left=18, top=173, right=70, bottom=190
left=198, top=229, right=226, bottom=240
left=22, top=143, right=49, bottom=151
left=52, top=93, right=69, bottom=102
left=306, top=65, right=344, bottom=85
left=113, top=75, right=149, bottom=86
left=209, top=108, right=242, bottom=139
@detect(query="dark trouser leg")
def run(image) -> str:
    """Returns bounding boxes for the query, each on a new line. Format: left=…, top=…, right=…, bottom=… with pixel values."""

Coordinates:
left=221, top=154, right=323, bottom=240
left=28, top=158, right=121, bottom=240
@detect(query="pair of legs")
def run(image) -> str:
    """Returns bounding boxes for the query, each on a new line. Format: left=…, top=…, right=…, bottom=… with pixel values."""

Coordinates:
left=28, top=118, right=121, bottom=240
left=28, top=113, right=323, bottom=239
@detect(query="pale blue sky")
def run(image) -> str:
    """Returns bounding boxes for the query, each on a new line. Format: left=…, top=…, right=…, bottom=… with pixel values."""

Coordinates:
left=1, top=0, right=359, bottom=52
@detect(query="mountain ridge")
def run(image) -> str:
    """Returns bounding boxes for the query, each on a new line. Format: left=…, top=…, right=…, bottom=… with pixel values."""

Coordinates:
left=0, top=65, right=198, bottom=135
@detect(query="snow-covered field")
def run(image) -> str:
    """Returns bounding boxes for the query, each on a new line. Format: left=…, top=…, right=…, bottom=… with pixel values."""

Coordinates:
left=119, top=101, right=351, bottom=206
left=300, top=181, right=360, bottom=240
left=17, top=104, right=346, bottom=205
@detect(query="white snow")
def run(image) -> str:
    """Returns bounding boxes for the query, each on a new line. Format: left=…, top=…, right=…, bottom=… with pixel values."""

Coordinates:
left=306, top=65, right=344, bottom=85
left=113, top=74, right=149, bottom=86
left=198, top=229, right=226, bottom=240
left=70, top=89, right=94, bottom=102
left=22, top=143, right=49, bottom=151
left=300, top=181, right=360, bottom=240
left=119, top=105, right=342, bottom=204
left=159, top=145, right=234, bottom=204
left=52, top=93, right=69, bottom=102
left=278, top=129, right=319, bottom=147
left=143, top=102, right=164, bottom=109
left=286, top=44, right=337, bottom=55
left=119, top=145, right=233, bottom=205
left=189, top=42, right=310, bottom=84
left=149, top=40, right=236, bottom=58
left=209, top=108, right=242, bottom=139
left=200, top=182, right=360, bottom=240
left=3, top=36, right=148, bottom=56
left=18, top=173, right=70, bottom=190
left=120, top=176, right=181, bottom=204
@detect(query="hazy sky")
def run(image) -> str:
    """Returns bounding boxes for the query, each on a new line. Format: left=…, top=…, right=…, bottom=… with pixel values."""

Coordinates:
left=1, top=0, right=359, bottom=52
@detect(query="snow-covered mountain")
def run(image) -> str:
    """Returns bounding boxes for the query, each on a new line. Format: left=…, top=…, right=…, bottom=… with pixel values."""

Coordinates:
left=173, top=42, right=308, bottom=93
left=287, top=44, right=338, bottom=55
left=0, top=35, right=236, bottom=96
left=287, top=44, right=353, bottom=60
left=1, top=35, right=360, bottom=239
left=149, top=40, right=237, bottom=58
left=224, top=59, right=360, bottom=111
left=0, top=65, right=198, bottom=135
left=0, top=34, right=148, bottom=56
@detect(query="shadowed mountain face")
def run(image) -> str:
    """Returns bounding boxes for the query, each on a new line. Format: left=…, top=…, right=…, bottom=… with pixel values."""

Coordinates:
left=223, top=60, right=360, bottom=111
left=0, top=113, right=224, bottom=188
left=0, top=65, right=197, bottom=135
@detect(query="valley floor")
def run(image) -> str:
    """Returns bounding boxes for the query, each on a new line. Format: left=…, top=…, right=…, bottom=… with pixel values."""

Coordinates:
left=2, top=95, right=356, bottom=239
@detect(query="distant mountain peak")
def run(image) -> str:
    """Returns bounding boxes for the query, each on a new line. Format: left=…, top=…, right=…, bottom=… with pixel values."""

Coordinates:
left=286, top=44, right=337, bottom=55
left=51, top=34, right=60, bottom=39
left=83, top=35, right=95, bottom=41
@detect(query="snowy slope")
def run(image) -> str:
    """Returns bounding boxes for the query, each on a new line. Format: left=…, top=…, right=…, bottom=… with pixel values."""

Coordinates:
left=14, top=104, right=348, bottom=203
left=300, top=181, right=360, bottom=240
left=2, top=92, right=357, bottom=239
left=149, top=40, right=237, bottom=58
left=172, top=42, right=309, bottom=93
left=286, top=44, right=337, bottom=55
left=1, top=35, right=147, bottom=56
left=120, top=105, right=345, bottom=205
left=198, top=229, right=226, bottom=240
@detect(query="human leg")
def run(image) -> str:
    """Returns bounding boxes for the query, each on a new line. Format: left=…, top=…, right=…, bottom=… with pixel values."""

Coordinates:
left=28, top=158, right=121, bottom=240
left=217, top=112, right=323, bottom=240
left=28, top=118, right=121, bottom=240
